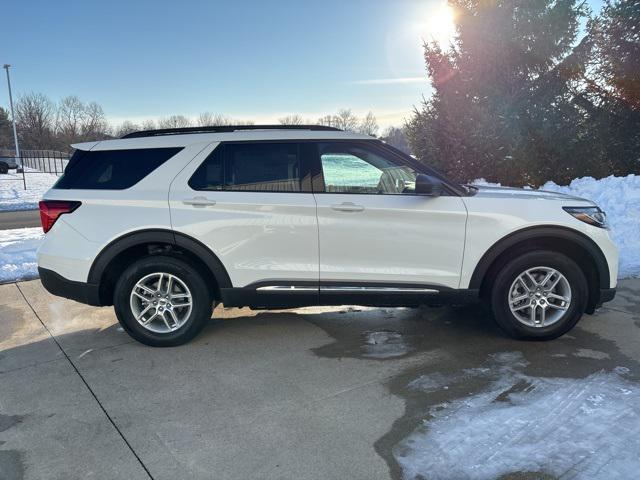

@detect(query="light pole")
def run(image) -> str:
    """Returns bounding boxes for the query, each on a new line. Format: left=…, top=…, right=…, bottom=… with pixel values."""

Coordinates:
left=3, top=64, right=22, bottom=171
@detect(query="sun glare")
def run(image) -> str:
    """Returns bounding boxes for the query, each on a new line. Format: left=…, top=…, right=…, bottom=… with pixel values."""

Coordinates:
left=419, top=2, right=457, bottom=48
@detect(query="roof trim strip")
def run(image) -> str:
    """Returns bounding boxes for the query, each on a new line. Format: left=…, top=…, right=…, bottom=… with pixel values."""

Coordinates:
left=122, top=125, right=342, bottom=139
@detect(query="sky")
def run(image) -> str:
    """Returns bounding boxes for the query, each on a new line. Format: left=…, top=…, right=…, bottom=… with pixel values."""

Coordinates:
left=3, top=0, right=605, bottom=130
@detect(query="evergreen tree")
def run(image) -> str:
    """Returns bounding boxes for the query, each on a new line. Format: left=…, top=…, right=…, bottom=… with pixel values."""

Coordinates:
left=585, top=0, right=640, bottom=177
left=0, top=107, right=14, bottom=150
left=407, top=0, right=595, bottom=186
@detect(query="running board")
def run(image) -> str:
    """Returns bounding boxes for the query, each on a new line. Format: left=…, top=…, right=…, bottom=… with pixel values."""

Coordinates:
left=319, top=286, right=439, bottom=293
left=256, top=285, right=440, bottom=294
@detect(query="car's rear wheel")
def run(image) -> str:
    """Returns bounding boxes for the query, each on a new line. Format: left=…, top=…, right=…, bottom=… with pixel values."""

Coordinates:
left=113, top=255, right=213, bottom=347
left=490, top=250, right=588, bottom=340
left=0, top=163, right=8, bottom=174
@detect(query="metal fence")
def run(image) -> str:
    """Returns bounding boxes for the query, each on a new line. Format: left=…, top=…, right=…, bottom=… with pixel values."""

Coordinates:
left=0, top=149, right=71, bottom=190
left=21, top=150, right=70, bottom=176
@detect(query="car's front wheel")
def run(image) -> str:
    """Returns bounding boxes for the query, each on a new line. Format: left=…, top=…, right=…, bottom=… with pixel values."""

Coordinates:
left=490, top=250, right=588, bottom=340
left=113, top=255, right=213, bottom=347
left=0, top=163, right=8, bottom=174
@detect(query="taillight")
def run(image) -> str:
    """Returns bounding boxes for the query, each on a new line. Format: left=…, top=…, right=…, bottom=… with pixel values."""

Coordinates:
left=39, top=200, right=81, bottom=233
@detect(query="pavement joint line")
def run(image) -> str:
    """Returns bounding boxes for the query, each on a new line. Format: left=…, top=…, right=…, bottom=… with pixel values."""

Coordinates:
left=15, top=282, right=155, bottom=480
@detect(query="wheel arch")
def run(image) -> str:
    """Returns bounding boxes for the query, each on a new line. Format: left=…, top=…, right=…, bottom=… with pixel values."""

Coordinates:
left=88, top=229, right=232, bottom=306
left=470, top=226, right=610, bottom=313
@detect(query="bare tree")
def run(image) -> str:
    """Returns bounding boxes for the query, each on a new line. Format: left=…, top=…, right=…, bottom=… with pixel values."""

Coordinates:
left=332, top=109, right=360, bottom=132
left=317, top=114, right=336, bottom=128
left=141, top=119, right=156, bottom=131
left=358, top=111, right=379, bottom=136
left=56, top=95, right=86, bottom=142
left=114, top=120, right=141, bottom=137
left=158, top=115, right=192, bottom=128
left=15, top=92, right=56, bottom=149
left=55, top=96, right=110, bottom=145
left=278, top=114, right=306, bottom=125
left=197, top=112, right=215, bottom=126
left=197, top=112, right=233, bottom=126
left=81, top=102, right=108, bottom=139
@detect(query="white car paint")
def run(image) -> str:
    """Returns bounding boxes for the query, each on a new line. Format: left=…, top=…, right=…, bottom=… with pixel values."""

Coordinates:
left=314, top=193, right=467, bottom=288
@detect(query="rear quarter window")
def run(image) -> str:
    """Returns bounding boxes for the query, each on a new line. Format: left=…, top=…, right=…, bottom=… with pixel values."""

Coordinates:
left=54, top=147, right=183, bottom=190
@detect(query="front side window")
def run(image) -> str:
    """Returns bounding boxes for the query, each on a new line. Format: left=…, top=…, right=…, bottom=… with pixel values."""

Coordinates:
left=318, top=142, right=417, bottom=194
left=189, top=143, right=301, bottom=192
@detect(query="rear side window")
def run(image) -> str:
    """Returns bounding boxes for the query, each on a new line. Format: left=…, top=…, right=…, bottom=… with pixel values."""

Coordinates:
left=189, top=143, right=301, bottom=192
left=54, top=147, right=183, bottom=190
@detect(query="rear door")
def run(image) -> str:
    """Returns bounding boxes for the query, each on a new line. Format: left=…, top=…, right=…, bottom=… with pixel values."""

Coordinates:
left=311, top=141, right=468, bottom=295
left=169, top=141, right=319, bottom=297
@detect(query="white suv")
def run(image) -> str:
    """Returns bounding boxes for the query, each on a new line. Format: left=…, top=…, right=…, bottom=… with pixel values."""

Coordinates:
left=37, top=125, right=618, bottom=346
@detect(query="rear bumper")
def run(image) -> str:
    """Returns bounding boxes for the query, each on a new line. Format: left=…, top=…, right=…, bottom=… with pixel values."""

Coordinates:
left=38, top=267, right=102, bottom=306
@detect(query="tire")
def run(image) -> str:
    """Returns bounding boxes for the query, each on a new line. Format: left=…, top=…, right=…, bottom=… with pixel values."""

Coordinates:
left=113, top=255, right=214, bottom=347
left=489, top=250, right=588, bottom=340
left=0, top=163, right=8, bottom=174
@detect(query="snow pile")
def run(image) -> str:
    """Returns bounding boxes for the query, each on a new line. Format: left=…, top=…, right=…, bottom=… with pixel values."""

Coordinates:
left=0, top=169, right=58, bottom=211
left=395, top=352, right=640, bottom=480
left=474, top=174, right=640, bottom=278
left=0, top=228, right=44, bottom=283
left=541, top=175, right=640, bottom=278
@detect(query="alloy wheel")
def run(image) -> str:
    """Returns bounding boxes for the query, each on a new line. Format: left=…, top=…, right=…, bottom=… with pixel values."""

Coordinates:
left=129, top=272, right=193, bottom=333
left=508, top=266, right=572, bottom=328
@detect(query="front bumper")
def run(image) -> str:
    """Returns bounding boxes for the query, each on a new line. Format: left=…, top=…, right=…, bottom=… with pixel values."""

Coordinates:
left=598, top=288, right=616, bottom=305
left=587, top=287, right=616, bottom=314
left=38, top=267, right=102, bottom=306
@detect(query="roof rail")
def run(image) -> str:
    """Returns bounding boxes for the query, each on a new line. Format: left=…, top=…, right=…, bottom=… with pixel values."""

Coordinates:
left=121, top=124, right=342, bottom=139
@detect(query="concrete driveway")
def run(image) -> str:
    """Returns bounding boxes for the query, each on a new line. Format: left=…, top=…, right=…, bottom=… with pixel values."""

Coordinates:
left=1, top=279, right=639, bottom=480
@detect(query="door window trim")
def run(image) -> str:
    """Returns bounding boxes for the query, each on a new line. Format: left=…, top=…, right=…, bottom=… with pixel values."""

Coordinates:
left=187, top=139, right=463, bottom=196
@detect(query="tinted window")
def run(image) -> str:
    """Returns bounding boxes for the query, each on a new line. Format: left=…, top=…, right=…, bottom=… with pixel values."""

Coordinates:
left=54, top=147, right=182, bottom=190
left=189, top=143, right=301, bottom=192
left=319, top=143, right=417, bottom=194
left=188, top=146, right=224, bottom=191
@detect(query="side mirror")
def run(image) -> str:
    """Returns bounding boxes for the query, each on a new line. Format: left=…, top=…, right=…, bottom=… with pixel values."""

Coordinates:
left=415, top=174, right=443, bottom=197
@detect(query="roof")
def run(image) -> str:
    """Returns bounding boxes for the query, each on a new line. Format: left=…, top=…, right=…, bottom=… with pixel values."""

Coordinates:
left=72, top=126, right=375, bottom=151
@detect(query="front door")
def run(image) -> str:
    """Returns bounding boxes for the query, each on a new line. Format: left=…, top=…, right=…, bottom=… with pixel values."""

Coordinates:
left=312, top=141, right=468, bottom=296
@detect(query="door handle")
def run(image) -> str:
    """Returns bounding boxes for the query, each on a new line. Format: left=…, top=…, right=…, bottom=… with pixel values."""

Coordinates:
left=183, top=196, right=216, bottom=207
left=331, top=202, right=365, bottom=212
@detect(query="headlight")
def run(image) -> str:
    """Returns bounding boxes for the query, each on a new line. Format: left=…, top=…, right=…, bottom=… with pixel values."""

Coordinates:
left=563, top=206, right=608, bottom=229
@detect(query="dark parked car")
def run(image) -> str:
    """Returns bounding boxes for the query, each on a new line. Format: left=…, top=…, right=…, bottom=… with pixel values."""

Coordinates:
left=0, top=155, right=19, bottom=174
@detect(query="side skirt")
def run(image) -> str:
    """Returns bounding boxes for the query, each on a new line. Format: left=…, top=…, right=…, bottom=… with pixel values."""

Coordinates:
left=220, top=281, right=480, bottom=310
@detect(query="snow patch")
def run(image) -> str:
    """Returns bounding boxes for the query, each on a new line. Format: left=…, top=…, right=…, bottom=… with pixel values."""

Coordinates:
left=0, top=169, right=58, bottom=211
left=0, top=228, right=44, bottom=283
left=394, top=352, right=640, bottom=480
left=363, top=330, right=410, bottom=358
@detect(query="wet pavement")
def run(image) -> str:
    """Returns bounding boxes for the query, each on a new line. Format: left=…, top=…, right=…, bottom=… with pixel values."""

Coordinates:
left=1, top=278, right=639, bottom=479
